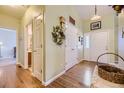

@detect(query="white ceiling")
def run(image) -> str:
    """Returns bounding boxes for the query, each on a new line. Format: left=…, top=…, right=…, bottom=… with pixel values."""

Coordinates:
left=0, top=5, right=116, bottom=20
left=0, top=5, right=29, bottom=19
left=74, top=5, right=116, bottom=20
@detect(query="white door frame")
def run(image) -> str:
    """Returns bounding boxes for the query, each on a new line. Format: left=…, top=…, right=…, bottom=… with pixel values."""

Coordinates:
left=32, top=13, right=44, bottom=82
left=24, top=22, right=33, bottom=69
left=23, top=12, right=44, bottom=84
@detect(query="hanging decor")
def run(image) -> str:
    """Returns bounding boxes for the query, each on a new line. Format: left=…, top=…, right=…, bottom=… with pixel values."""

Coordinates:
left=69, top=16, right=75, bottom=25
left=111, top=5, right=124, bottom=15
left=52, top=16, right=66, bottom=45
left=90, top=21, right=101, bottom=30
left=91, top=5, right=101, bottom=21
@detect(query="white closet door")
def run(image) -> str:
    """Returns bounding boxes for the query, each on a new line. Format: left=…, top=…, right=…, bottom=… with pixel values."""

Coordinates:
left=65, top=23, right=78, bottom=70
left=33, top=15, right=43, bottom=81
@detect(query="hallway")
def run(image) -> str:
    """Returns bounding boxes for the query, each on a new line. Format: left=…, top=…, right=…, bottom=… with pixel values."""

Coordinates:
left=0, top=61, right=96, bottom=88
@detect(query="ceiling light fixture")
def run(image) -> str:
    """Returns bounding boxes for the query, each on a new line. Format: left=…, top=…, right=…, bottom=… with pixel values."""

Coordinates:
left=91, top=5, right=101, bottom=21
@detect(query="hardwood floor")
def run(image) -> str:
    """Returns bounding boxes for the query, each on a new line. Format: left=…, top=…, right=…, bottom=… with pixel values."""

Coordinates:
left=16, top=65, right=45, bottom=88
left=0, top=60, right=96, bottom=88
left=0, top=64, right=45, bottom=88
left=47, top=61, right=96, bottom=88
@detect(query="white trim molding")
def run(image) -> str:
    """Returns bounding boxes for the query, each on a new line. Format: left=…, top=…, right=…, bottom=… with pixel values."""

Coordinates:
left=42, top=70, right=65, bottom=86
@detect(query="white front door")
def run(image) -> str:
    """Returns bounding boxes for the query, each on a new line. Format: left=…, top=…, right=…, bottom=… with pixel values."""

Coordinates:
left=65, top=23, right=78, bottom=70
left=32, top=15, right=43, bottom=81
left=91, top=31, right=109, bottom=63
left=84, top=31, right=109, bottom=63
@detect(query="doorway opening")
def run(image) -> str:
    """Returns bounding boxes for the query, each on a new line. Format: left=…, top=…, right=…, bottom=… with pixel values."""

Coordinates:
left=27, top=23, right=33, bottom=71
left=24, top=14, right=44, bottom=82
left=0, top=28, right=16, bottom=66
left=24, top=23, right=33, bottom=71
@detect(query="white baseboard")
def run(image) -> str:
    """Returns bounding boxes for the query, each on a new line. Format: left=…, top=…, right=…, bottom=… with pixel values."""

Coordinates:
left=42, top=70, right=65, bottom=86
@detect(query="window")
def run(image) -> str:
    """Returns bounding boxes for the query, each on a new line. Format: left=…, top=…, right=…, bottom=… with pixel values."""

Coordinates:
left=85, top=36, right=90, bottom=48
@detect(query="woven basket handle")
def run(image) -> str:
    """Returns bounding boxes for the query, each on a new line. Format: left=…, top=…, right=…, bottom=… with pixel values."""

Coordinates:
left=97, top=52, right=124, bottom=66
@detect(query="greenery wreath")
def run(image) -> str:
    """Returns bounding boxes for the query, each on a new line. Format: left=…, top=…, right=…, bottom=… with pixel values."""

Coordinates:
left=52, top=25, right=65, bottom=45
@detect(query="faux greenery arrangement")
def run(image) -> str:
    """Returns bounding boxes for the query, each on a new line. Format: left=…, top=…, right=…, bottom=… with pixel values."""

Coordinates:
left=52, top=25, right=65, bottom=45
left=52, top=16, right=66, bottom=45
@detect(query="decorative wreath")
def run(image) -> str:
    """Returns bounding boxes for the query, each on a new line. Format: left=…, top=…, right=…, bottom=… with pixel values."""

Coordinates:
left=52, top=25, right=65, bottom=45
left=52, top=16, right=66, bottom=45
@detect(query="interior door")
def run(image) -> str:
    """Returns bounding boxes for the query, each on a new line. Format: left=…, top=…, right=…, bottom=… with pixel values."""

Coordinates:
left=65, top=23, right=78, bottom=70
left=33, top=15, right=43, bottom=81
left=91, top=31, right=109, bottom=63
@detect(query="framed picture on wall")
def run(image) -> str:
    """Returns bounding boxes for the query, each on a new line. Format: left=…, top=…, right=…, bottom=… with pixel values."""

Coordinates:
left=90, top=21, right=101, bottom=30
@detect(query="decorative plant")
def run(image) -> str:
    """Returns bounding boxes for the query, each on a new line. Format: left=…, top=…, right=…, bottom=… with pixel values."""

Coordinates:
left=52, top=16, right=66, bottom=45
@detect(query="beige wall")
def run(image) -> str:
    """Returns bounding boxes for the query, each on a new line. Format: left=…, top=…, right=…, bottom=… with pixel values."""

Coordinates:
left=44, top=5, right=83, bottom=82
left=83, top=16, right=115, bottom=33
left=0, top=13, right=20, bottom=30
left=0, top=13, right=20, bottom=64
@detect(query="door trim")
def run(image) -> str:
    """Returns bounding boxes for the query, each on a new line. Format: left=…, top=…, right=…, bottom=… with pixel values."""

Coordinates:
left=32, top=13, right=44, bottom=82
left=24, top=22, right=33, bottom=69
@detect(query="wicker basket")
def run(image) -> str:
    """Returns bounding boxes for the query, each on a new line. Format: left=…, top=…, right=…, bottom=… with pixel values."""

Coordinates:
left=97, top=53, right=124, bottom=84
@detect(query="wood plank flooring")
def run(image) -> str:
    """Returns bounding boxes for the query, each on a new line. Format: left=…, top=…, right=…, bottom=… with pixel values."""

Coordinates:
left=0, top=61, right=96, bottom=88
left=47, top=61, right=96, bottom=88
left=0, top=64, right=45, bottom=88
left=16, top=65, right=45, bottom=88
